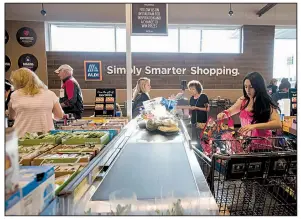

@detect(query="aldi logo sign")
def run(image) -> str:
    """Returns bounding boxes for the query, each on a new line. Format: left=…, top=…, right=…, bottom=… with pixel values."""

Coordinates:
left=84, top=61, right=102, bottom=81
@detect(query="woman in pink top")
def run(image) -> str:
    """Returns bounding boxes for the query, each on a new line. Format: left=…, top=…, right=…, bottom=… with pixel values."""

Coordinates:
left=8, top=68, right=65, bottom=138
left=216, top=72, right=282, bottom=213
left=217, top=72, right=282, bottom=149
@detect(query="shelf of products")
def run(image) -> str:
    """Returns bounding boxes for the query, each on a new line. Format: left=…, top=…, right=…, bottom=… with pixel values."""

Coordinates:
left=5, top=117, right=130, bottom=216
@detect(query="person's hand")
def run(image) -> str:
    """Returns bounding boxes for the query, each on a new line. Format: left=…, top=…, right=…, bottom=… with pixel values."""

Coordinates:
left=190, top=106, right=197, bottom=110
left=217, top=112, right=227, bottom=120
left=239, top=124, right=257, bottom=134
left=169, top=94, right=176, bottom=100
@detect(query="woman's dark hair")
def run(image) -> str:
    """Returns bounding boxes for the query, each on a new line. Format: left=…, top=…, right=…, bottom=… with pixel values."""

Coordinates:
left=5, top=79, right=12, bottom=92
left=279, top=80, right=291, bottom=91
left=187, top=80, right=203, bottom=94
left=279, top=81, right=291, bottom=91
left=281, top=78, right=289, bottom=84
left=242, top=72, right=279, bottom=124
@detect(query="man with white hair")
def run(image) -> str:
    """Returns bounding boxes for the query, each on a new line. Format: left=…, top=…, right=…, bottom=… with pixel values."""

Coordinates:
left=55, top=64, right=84, bottom=119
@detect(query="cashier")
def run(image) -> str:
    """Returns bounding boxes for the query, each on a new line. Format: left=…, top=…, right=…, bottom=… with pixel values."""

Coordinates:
left=187, top=80, right=210, bottom=148
left=132, top=77, right=151, bottom=118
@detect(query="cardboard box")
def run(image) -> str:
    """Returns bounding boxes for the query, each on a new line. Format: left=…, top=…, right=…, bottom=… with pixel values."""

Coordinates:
left=62, top=132, right=110, bottom=145
left=19, top=166, right=55, bottom=215
left=5, top=191, right=22, bottom=215
left=6, top=166, right=55, bottom=215
left=19, top=144, right=58, bottom=166
left=51, top=144, right=104, bottom=156
left=283, top=116, right=296, bottom=128
left=40, top=198, right=57, bottom=215
left=292, top=118, right=297, bottom=130
left=32, top=152, right=93, bottom=166
left=54, top=164, right=81, bottom=195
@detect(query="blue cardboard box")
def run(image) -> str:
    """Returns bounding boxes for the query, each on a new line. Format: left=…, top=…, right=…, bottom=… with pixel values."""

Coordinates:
left=6, top=165, right=55, bottom=215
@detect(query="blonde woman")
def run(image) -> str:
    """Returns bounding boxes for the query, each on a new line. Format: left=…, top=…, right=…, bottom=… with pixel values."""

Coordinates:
left=8, top=68, right=64, bottom=137
left=132, top=77, right=151, bottom=118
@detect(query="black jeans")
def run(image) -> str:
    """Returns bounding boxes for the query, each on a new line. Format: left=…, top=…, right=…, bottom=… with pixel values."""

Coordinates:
left=73, top=113, right=82, bottom=120
left=191, top=123, right=202, bottom=151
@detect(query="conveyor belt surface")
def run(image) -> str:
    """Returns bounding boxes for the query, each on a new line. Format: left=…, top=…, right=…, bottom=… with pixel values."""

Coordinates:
left=92, top=130, right=200, bottom=201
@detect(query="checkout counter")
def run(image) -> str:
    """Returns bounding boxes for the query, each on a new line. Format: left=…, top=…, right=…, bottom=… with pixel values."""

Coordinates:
left=56, top=118, right=219, bottom=215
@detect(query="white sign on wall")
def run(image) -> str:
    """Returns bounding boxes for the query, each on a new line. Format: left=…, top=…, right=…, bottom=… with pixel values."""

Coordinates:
left=105, top=65, right=240, bottom=77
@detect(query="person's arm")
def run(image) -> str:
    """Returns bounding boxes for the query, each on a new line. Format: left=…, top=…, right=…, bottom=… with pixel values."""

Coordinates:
left=52, top=92, right=65, bottom=120
left=177, top=105, right=192, bottom=110
left=53, top=102, right=65, bottom=120
left=217, top=97, right=244, bottom=120
left=8, top=101, right=16, bottom=120
left=8, top=93, right=16, bottom=120
left=239, top=108, right=282, bottom=134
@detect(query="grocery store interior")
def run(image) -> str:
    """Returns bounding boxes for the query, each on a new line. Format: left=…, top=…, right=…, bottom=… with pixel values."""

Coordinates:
left=5, top=2, right=297, bottom=216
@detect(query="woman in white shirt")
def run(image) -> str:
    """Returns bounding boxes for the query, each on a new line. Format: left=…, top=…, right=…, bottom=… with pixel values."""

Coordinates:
left=8, top=68, right=64, bottom=137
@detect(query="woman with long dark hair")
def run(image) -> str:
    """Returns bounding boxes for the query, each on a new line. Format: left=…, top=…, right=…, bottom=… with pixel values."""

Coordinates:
left=217, top=72, right=282, bottom=213
left=217, top=72, right=281, bottom=137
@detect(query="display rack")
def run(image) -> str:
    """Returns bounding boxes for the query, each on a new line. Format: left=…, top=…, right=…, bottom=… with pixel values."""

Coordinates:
left=56, top=119, right=136, bottom=215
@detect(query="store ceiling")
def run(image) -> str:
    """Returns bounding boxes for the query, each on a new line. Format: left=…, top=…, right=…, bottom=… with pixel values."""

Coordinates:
left=5, top=3, right=296, bottom=26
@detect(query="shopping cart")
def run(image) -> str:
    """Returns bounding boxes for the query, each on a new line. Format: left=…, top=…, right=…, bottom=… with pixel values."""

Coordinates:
left=194, top=136, right=297, bottom=216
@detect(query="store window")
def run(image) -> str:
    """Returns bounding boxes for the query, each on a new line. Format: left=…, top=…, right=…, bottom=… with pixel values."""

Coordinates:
left=273, top=28, right=296, bottom=86
left=48, top=23, right=241, bottom=54
left=201, top=29, right=241, bottom=53
left=50, top=24, right=115, bottom=52
left=179, top=28, right=201, bottom=53
left=179, top=27, right=241, bottom=53
left=116, top=27, right=178, bottom=52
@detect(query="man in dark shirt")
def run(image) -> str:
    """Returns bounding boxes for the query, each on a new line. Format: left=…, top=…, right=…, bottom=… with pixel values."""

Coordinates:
left=55, top=64, right=84, bottom=119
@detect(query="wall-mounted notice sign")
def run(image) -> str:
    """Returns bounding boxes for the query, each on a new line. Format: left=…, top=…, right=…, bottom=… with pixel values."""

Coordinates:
left=16, top=27, right=37, bottom=47
left=18, top=54, right=38, bottom=72
left=132, top=3, right=168, bottom=36
left=94, top=88, right=116, bottom=117
left=84, top=61, right=102, bottom=81
left=289, top=88, right=297, bottom=116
